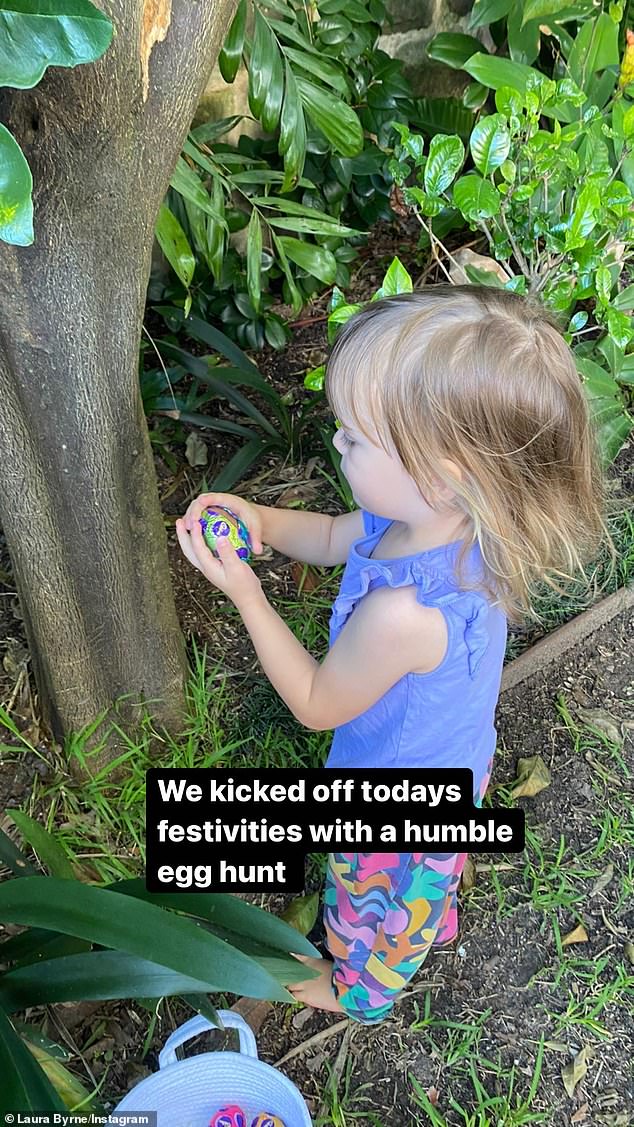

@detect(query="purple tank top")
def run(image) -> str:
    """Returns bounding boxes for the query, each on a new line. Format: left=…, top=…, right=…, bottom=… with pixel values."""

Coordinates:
left=325, top=510, right=507, bottom=787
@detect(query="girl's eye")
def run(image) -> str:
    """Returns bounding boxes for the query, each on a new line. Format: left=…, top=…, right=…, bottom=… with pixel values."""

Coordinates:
left=340, top=432, right=355, bottom=447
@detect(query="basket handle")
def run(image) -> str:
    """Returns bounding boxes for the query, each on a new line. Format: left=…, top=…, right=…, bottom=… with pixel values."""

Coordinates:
left=158, top=1011, right=258, bottom=1069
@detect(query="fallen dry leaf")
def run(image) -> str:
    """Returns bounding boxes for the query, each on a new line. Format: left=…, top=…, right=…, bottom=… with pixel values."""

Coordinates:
left=460, top=856, right=477, bottom=891
left=571, top=1102, right=589, bottom=1123
left=389, top=183, right=409, bottom=218
left=590, top=863, right=614, bottom=898
left=624, top=941, right=634, bottom=965
left=511, top=754, right=551, bottom=799
left=426, top=1087, right=440, bottom=1106
left=185, top=432, right=208, bottom=468
left=562, top=923, right=589, bottom=947
left=230, top=997, right=272, bottom=1035
left=575, top=707, right=623, bottom=745
left=562, top=1045, right=592, bottom=1098
left=449, top=248, right=511, bottom=286
left=290, top=561, right=321, bottom=594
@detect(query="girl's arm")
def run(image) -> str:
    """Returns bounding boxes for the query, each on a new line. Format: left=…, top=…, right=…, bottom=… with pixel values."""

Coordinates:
left=256, top=504, right=363, bottom=567
left=183, top=492, right=364, bottom=567
left=238, top=581, right=447, bottom=730
left=175, top=519, right=447, bottom=731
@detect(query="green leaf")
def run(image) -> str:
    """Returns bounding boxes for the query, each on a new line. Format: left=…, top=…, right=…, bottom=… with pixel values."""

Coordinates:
left=219, top=0, right=247, bottom=83
left=426, top=33, right=485, bottom=69
left=464, top=263, right=505, bottom=287
left=373, top=256, right=413, bottom=298
left=612, top=284, right=634, bottom=311
left=595, top=266, right=613, bottom=306
left=606, top=307, right=633, bottom=350
left=277, top=236, right=337, bottom=284
left=522, top=0, right=571, bottom=23
left=0, top=1001, right=66, bottom=1114
left=452, top=174, right=500, bottom=220
left=6, top=811, right=75, bottom=880
left=281, top=46, right=349, bottom=96
left=470, top=113, right=511, bottom=175
left=0, top=878, right=293, bottom=1001
left=568, top=14, right=619, bottom=91
left=155, top=204, right=195, bottom=290
left=279, top=61, right=307, bottom=192
left=0, top=950, right=229, bottom=1010
left=0, top=826, right=38, bottom=878
left=617, top=352, right=634, bottom=386
left=328, top=302, right=364, bottom=344
left=0, top=0, right=113, bottom=89
left=271, top=230, right=303, bottom=315
left=246, top=210, right=263, bottom=313
left=280, top=892, right=319, bottom=935
left=249, top=198, right=359, bottom=235
left=469, top=0, right=514, bottom=29
left=463, top=52, right=539, bottom=94
left=190, top=116, right=244, bottom=144
left=424, top=134, right=465, bottom=195
left=296, top=78, right=363, bottom=157
left=249, top=7, right=284, bottom=132
left=507, top=6, right=541, bottom=65
left=0, top=125, right=33, bottom=246
left=175, top=313, right=261, bottom=376
left=111, top=878, right=321, bottom=957
left=304, top=364, right=326, bottom=391
left=170, top=158, right=225, bottom=225
left=266, top=216, right=359, bottom=235
left=211, top=437, right=271, bottom=491
left=564, top=183, right=600, bottom=250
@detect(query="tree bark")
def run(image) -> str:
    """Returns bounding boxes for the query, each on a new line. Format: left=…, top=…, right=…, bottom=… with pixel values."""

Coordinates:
left=0, top=0, right=238, bottom=752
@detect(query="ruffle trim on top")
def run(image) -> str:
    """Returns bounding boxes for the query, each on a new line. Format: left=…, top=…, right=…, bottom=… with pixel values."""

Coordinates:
left=330, top=556, right=490, bottom=679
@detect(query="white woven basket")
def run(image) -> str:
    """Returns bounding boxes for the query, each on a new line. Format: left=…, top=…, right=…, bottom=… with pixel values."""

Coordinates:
left=113, top=1011, right=312, bottom=1127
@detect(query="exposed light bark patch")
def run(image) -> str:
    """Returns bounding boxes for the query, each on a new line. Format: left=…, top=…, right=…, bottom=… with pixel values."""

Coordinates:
left=141, top=0, right=172, bottom=101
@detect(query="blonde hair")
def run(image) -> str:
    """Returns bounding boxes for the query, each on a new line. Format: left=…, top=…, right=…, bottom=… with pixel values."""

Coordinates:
left=325, top=285, right=610, bottom=622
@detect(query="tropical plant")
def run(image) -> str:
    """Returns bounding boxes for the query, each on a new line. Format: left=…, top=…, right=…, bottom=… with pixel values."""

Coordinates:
left=0, top=822, right=318, bottom=1112
left=152, top=0, right=418, bottom=344
left=143, top=311, right=321, bottom=487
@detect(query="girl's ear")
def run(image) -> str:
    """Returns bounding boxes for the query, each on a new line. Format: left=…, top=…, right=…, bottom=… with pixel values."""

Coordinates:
left=430, top=458, right=463, bottom=505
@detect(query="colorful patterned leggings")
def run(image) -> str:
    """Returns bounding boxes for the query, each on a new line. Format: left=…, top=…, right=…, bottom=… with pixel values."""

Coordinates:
left=323, top=769, right=491, bottom=1024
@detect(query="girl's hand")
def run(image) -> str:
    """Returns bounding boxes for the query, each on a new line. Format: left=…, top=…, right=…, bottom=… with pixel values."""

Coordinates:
left=288, top=955, right=345, bottom=1014
left=181, top=492, right=264, bottom=555
left=175, top=515, right=265, bottom=611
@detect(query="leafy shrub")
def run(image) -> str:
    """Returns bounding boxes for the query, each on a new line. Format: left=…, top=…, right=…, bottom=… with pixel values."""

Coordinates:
left=388, top=9, right=634, bottom=462
left=152, top=0, right=418, bottom=345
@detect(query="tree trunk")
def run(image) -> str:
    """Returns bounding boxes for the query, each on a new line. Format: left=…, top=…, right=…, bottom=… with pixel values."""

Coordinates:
left=0, top=0, right=237, bottom=753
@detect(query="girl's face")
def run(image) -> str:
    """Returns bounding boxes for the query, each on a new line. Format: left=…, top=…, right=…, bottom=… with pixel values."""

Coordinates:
left=332, top=418, right=436, bottom=522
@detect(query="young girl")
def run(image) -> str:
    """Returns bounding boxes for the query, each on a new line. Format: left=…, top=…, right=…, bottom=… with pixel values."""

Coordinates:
left=176, top=285, right=607, bottom=1025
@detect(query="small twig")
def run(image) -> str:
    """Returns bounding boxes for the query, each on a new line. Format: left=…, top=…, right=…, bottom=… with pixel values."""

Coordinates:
left=291, top=314, right=329, bottom=328
left=274, top=1017, right=349, bottom=1066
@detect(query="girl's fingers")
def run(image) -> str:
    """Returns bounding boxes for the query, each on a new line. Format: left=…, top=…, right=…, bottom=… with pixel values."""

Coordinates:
left=175, top=519, right=201, bottom=571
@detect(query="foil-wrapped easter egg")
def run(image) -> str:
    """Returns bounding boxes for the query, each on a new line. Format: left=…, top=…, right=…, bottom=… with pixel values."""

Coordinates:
left=251, top=1116, right=286, bottom=1127
left=209, top=1106, right=247, bottom=1127
left=199, top=506, right=252, bottom=562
